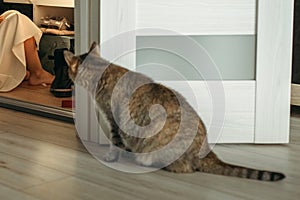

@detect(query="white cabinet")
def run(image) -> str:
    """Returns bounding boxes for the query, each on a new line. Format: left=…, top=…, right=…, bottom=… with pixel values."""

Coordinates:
left=75, top=0, right=293, bottom=144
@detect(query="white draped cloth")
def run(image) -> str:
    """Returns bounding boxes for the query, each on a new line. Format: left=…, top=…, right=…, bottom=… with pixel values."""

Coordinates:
left=0, top=10, right=42, bottom=92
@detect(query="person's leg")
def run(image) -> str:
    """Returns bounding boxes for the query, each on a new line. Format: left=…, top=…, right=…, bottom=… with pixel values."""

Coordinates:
left=24, top=37, right=54, bottom=85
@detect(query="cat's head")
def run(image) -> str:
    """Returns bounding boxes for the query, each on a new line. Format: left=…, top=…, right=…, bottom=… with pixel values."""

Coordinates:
left=64, top=42, right=99, bottom=81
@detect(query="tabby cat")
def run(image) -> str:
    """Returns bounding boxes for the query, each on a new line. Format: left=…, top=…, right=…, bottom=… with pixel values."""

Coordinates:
left=64, top=42, right=285, bottom=181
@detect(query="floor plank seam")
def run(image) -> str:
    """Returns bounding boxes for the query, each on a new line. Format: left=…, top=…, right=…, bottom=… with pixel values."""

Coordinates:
left=0, top=134, right=90, bottom=176
left=1, top=151, right=74, bottom=178
left=0, top=183, right=43, bottom=200
left=20, top=175, right=73, bottom=191
left=2, top=130, right=86, bottom=153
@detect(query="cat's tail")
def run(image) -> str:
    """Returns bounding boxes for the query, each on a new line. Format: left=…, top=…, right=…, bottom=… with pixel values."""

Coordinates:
left=194, top=153, right=285, bottom=182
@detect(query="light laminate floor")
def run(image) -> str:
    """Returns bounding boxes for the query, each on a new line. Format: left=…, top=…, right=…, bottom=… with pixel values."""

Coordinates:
left=0, top=107, right=300, bottom=200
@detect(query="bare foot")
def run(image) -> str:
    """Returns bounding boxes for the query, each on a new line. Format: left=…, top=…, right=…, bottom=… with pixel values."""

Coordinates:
left=28, top=70, right=55, bottom=86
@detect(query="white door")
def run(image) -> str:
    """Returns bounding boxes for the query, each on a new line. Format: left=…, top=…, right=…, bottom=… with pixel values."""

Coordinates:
left=74, top=0, right=293, bottom=144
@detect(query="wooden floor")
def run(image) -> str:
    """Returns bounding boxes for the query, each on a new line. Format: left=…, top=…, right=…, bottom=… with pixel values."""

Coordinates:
left=0, top=107, right=300, bottom=200
left=0, top=82, right=72, bottom=110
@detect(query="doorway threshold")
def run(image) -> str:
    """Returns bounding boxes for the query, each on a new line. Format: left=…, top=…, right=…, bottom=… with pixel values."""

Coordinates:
left=0, top=96, right=74, bottom=123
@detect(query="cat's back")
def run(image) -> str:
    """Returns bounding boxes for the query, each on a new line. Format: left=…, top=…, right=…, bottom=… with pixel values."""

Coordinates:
left=128, top=81, right=199, bottom=128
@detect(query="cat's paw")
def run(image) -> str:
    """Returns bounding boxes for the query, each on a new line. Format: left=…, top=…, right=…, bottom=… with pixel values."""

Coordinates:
left=103, top=149, right=120, bottom=162
left=135, top=155, right=153, bottom=167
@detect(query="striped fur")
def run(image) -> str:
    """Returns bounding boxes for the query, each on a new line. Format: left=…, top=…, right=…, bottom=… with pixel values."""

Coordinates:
left=64, top=43, right=285, bottom=182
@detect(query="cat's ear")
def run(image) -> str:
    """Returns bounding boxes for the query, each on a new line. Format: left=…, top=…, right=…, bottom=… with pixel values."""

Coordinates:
left=64, top=51, right=80, bottom=75
left=89, top=41, right=101, bottom=57
left=89, top=42, right=98, bottom=52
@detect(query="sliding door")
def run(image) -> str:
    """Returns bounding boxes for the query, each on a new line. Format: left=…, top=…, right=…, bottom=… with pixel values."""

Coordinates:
left=74, top=0, right=293, bottom=144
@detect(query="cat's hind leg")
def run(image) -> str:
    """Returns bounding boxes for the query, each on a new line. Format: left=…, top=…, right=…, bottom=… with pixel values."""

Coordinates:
left=135, top=154, right=154, bottom=167
left=163, top=156, right=195, bottom=173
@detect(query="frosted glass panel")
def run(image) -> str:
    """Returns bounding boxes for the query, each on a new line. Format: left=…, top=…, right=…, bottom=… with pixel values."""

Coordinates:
left=136, top=35, right=256, bottom=80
